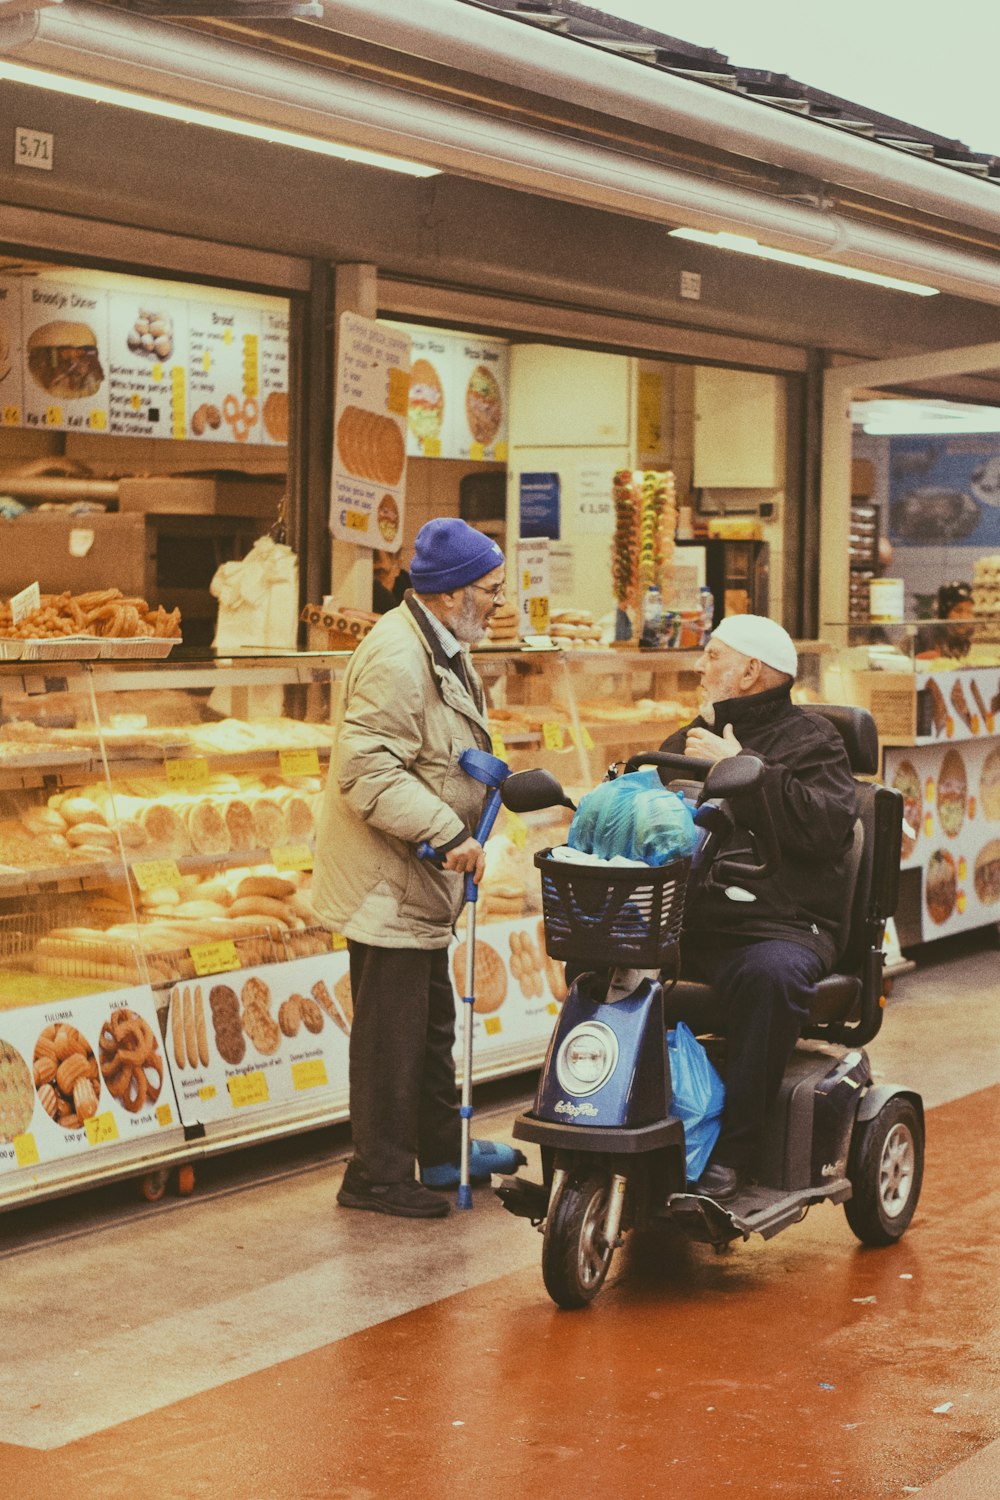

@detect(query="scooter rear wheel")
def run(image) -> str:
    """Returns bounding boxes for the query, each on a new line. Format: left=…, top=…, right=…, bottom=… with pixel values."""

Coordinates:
left=844, top=1097, right=924, bottom=1246
left=542, top=1169, right=615, bottom=1309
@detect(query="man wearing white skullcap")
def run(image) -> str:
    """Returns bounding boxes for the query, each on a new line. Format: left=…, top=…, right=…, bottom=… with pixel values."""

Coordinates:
left=658, top=613, right=858, bottom=1202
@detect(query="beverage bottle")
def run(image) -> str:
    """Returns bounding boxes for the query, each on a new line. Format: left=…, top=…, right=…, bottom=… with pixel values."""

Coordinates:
left=699, top=586, right=715, bottom=646
left=641, top=584, right=663, bottom=647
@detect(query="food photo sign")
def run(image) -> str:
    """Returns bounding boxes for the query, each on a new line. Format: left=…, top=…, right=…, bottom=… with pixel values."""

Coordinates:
left=165, top=953, right=351, bottom=1127
left=889, top=434, right=1000, bottom=549
left=886, top=739, right=1000, bottom=939
left=330, top=312, right=410, bottom=554
left=0, top=985, right=181, bottom=1184
left=447, top=913, right=568, bottom=1067
left=390, top=321, right=509, bottom=463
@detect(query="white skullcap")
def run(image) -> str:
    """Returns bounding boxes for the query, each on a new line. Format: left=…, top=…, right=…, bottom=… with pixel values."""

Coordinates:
left=710, top=614, right=798, bottom=678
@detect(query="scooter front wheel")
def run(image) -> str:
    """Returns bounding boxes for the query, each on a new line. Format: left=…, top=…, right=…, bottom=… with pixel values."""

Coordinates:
left=542, top=1168, right=616, bottom=1309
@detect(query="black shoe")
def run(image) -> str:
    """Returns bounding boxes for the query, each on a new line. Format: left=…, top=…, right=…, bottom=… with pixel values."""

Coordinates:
left=337, top=1173, right=450, bottom=1219
left=695, top=1163, right=742, bottom=1202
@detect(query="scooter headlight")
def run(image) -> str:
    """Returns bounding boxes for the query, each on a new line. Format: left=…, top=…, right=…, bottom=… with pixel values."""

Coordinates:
left=555, top=1022, right=619, bottom=1097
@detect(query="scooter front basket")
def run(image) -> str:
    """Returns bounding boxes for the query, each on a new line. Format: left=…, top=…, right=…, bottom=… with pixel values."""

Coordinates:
left=534, top=851, right=690, bottom=966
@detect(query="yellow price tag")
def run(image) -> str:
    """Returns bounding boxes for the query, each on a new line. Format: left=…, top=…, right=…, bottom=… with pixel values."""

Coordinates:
left=152, top=364, right=163, bottom=383
left=507, top=813, right=528, bottom=850
left=272, top=844, right=314, bottom=872
left=279, top=747, right=321, bottom=777
left=130, top=393, right=142, bottom=411
left=495, top=442, right=508, bottom=462
left=3, top=405, right=20, bottom=425
left=243, top=333, right=258, bottom=349
left=45, top=405, right=63, bottom=427
left=422, top=435, right=442, bottom=457
left=85, top=1112, right=120, bottom=1147
left=223, top=327, right=234, bottom=345
left=528, top=596, right=550, bottom=632
left=189, top=939, right=240, bottom=977
left=88, top=409, right=108, bottom=430
left=171, top=365, right=186, bottom=386
left=343, top=509, right=368, bottom=532
left=490, top=731, right=508, bottom=758
left=469, top=442, right=485, bottom=462
left=165, top=756, right=210, bottom=787
left=198, top=1084, right=217, bottom=1101
left=387, top=366, right=409, bottom=416
left=484, top=1016, right=503, bottom=1036
left=542, top=722, right=565, bottom=750
left=202, top=351, right=211, bottom=372
left=331, top=933, right=348, bottom=952
left=292, top=1058, right=329, bottom=1092
left=13, top=1133, right=39, bottom=1168
left=547, top=1001, right=560, bottom=1016
left=571, top=725, right=596, bottom=751
left=133, top=859, right=183, bottom=892
left=228, top=1071, right=269, bottom=1108
left=156, top=1104, right=173, bottom=1127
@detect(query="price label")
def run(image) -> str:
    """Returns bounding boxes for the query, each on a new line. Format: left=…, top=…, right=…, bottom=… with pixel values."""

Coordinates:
left=228, top=1071, right=269, bottom=1109
left=279, top=747, right=321, bottom=778
left=292, top=1058, right=329, bottom=1092
left=132, top=859, right=183, bottom=892
left=198, top=1084, right=217, bottom=1101
left=422, top=436, right=442, bottom=458
left=165, top=757, right=210, bottom=787
left=343, top=509, right=368, bottom=532
left=490, top=731, right=508, bottom=758
left=570, top=725, right=596, bottom=751
left=272, top=844, right=314, bottom=872
left=484, top=1016, right=503, bottom=1036
left=547, top=1001, right=560, bottom=1016
left=469, top=442, right=485, bottom=462
left=387, top=366, right=410, bottom=416
left=495, top=442, right=508, bottom=462
left=189, top=939, right=240, bottom=977
left=11, top=582, right=40, bottom=625
left=331, top=933, right=348, bottom=952
left=155, top=1104, right=173, bottom=1127
left=507, top=813, right=528, bottom=850
left=528, top=595, right=550, bottom=633
left=88, top=410, right=107, bottom=431
left=84, top=1112, right=120, bottom=1147
left=3, top=405, right=20, bottom=426
left=45, top=405, right=63, bottom=427
left=542, top=722, right=566, bottom=750
left=13, top=1133, right=39, bottom=1168
left=15, top=126, right=54, bottom=170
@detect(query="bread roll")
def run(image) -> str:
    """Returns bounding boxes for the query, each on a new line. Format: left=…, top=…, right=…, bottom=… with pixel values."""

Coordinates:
left=236, top=875, right=297, bottom=901
left=60, top=797, right=108, bottom=827
left=66, top=822, right=117, bottom=848
left=229, top=894, right=297, bottom=922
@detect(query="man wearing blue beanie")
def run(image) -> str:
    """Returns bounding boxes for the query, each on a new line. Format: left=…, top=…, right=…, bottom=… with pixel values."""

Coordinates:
left=313, top=518, right=523, bottom=1217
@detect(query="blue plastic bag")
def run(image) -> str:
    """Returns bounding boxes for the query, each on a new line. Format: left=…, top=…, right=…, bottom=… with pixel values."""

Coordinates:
left=667, top=1021, right=726, bottom=1183
left=568, top=769, right=698, bottom=866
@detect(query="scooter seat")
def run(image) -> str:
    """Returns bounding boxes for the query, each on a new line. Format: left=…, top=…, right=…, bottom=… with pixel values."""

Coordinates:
left=666, top=973, right=861, bottom=1030
left=809, top=973, right=861, bottom=1023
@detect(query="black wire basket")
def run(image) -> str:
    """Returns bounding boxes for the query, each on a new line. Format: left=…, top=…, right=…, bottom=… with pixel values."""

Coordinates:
left=534, top=850, right=691, bottom=967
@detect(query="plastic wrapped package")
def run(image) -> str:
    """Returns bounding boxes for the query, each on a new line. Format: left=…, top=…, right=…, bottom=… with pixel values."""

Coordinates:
left=667, top=1022, right=725, bottom=1182
left=568, top=769, right=697, bottom=866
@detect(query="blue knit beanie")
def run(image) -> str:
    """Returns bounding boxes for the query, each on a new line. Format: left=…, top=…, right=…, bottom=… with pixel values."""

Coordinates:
left=409, top=518, right=504, bottom=595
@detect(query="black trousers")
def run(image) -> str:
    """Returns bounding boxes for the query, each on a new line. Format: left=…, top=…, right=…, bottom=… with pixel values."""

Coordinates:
left=346, top=941, right=462, bottom=1185
left=668, top=936, right=824, bottom=1174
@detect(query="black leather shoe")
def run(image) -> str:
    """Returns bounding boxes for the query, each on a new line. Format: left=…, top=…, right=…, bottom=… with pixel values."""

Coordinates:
left=337, top=1173, right=450, bottom=1219
left=695, top=1163, right=742, bottom=1201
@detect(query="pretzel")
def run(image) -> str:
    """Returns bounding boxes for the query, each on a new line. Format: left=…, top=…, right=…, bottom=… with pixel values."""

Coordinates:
left=98, top=1007, right=163, bottom=1114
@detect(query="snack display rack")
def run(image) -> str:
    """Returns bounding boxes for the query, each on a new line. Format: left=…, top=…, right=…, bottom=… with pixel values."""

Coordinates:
left=0, top=645, right=703, bottom=1212
left=822, top=621, right=1000, bottom=945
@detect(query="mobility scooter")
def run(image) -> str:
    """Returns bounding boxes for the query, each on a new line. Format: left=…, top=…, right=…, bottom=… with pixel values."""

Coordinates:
left=497, top=705, right=924, bottom=1309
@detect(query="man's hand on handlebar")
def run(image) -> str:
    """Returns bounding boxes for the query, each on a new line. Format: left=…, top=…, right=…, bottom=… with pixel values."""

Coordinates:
left=442, top=835, right=486, bottom=883
left=685, top=722, right=743, bottom=764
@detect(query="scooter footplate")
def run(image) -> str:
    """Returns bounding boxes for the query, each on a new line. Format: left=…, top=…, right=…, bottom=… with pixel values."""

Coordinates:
left=512, top=1111, right=683, bottom=1155
left=665, top=1178, right=852, bottom=1246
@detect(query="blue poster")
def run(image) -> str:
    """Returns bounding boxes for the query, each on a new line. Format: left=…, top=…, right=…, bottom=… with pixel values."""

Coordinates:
left=889, top=435, right=1000, bottom=546
left=519, top=472, right=560, bottom=539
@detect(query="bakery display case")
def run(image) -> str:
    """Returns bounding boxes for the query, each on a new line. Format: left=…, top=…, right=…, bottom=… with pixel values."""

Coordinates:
left=820, top=621, right=1000, bottom=946
left=0, top=644, right=703, bottom=1210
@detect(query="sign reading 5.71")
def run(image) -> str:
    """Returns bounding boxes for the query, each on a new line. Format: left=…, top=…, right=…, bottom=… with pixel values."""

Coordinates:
left=15, top=128, right=53, bottom=171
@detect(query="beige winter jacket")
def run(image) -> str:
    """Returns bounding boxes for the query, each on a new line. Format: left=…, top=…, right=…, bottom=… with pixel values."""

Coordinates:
left=311, top=598, right=492, bottom=949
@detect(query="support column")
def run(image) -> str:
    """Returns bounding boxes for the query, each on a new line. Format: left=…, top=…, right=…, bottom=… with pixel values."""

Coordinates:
left=331, top=263, right=378, bottom=610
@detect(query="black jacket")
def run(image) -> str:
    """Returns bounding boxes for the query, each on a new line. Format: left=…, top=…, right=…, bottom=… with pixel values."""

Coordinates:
left=659, top=683, right=858, bottom=968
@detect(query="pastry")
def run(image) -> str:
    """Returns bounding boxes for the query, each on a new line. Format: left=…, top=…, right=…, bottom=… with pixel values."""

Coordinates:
left=0, top=1039, right=34, bottom=1142
left=973, top=839, right=1000, bottom=905
left=186, top=800, right=231, bottom=856
left=298, top=996, right=325, bottom=1034
left=99, top=1009, right=162, bottom=1114
left=34, top=1024, right=98, bottom=1129
left=225, top=799, right=256, bottom=849
left=209, top=984, right=245, bottom=1065
left=278, top=997, right=302, bottom=1037
left=251, top=797, right=287, bottom=849
left=171, top=987, right=186, bottom=1069
left=451, top=938, right=507, bottom=1015
left=194, top=986, right=209, bottom=1067
left=331, top=972, right=354, bottom=1031
left=950, top=679, right=975, bottom=733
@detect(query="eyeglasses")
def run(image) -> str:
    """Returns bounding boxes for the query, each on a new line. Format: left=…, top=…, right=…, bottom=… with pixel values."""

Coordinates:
left=468, top=581, right=506, bottom=602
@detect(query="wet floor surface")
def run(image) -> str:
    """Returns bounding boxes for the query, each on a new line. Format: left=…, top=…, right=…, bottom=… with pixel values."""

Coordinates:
left=2, top=932, right=999, bottom=1499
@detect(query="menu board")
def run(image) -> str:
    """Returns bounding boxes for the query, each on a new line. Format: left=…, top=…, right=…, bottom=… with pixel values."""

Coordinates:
left=165, top=954, right=351, bottom=1128
left=0, top=272, right=289, bottom=446
left=0, top=985, right=181, bottom=1180
left=391, top=321, right=509, bottom=462
left=330, top=311, right=410, bottom=553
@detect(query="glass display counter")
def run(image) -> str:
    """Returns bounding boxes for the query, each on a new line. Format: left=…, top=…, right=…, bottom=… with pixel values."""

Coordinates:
left=0, top=645, right=700, bottom=1210
left=820, top=622, right=1000, bottom=946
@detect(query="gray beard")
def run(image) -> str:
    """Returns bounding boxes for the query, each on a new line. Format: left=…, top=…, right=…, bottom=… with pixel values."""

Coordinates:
left=447, top=592, right=486, bottom=645
left=699, top=696, right=716, bottom=727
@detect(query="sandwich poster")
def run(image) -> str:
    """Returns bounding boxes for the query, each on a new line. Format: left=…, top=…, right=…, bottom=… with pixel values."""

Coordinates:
left=0, top=273, right=290, bottom=446
left=390, top=321, right=509, bottom=463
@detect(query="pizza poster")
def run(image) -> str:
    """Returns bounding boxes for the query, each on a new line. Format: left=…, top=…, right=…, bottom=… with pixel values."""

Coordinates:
left=0, top=985, right=181, bottom=1180
left=330, top=311, right=410, bottom=553
left=19, top=280, right=110, bottom=435
left=391, top=321, right=509, bottom=464
left=915, top=665, right=1000, bottom=744
left=885, top=738, right=1000, bottom=939
left=165, top=953, right=351, bottom=1127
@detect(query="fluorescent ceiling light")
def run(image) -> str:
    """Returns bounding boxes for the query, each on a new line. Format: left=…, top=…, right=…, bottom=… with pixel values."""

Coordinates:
left=0, top=59, right=440, bottom=177
left=669, top=228, right=939, bottom=297
left=852, top=398, right=1000, bottom=434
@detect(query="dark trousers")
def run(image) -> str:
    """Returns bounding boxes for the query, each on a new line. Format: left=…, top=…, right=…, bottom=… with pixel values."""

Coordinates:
left=668, top=937, right=825, bottom=1174
left=346, top=941, right=462, bottom=1185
